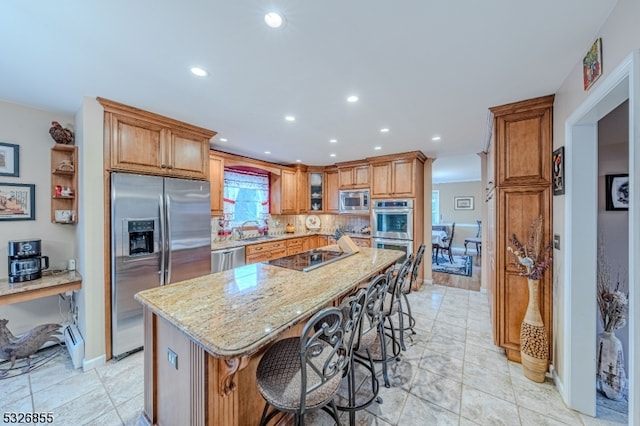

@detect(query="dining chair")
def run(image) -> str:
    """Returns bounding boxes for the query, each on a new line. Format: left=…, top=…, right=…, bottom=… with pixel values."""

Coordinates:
left=437, top=222, right=456, bottom=264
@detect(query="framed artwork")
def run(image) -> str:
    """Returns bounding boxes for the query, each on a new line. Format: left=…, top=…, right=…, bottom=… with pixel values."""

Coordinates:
left=0, top=142, right=19, bottom=177
left=454, top=196, right=474, bottom=210
left=552, top=146, right=565, bottom=195
left=0, top=182, right=35, bottom=220
left=605, top=174, right=629, bottom=211
left=583, top=38, right=603, bottom=91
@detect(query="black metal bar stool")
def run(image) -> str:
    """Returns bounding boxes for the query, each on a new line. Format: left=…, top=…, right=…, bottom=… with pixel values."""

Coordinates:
left=374, top=256, right=413, bottom=387
left=398, top=243, right=426, bottom=350
left=256, top=305, right=350, bottom=425
left=339, top=274, right=389, bottom=425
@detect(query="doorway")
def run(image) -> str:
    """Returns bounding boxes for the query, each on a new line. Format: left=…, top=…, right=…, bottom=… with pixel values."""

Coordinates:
left=564, top=50, right=638, bottom=424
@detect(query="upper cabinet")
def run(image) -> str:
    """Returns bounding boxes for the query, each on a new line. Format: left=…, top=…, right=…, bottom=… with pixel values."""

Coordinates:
left=370, top=152, right=426, bottom=198
left=337, top=161, right=370, bottom=189
left=99, top=98, right=216, bottom=180
left=270, top=168, right=298, bottom=214
left=209, top=153, right=224, bottom=216
left=324, top=168, right=340, bottom=213
left=308, top=169, right=324, bottom=212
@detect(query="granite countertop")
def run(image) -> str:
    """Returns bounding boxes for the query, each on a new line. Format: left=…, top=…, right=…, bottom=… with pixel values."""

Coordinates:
left=211, top=231, right=371, bottom=250
left=134, top=247, right=401, bottom=359
left=0, top=270, right=83, bottom=304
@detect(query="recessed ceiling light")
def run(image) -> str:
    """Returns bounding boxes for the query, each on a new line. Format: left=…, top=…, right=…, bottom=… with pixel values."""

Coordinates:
left=190, top=67, right=208, bottom=77
left=264, top=151, right=271, bottom=154
left=285, top=115, right=296, bottom=122
left=432, top=136, right=441, bottom=141
left=264, top=12, right=284, bottom=28
left=296, top=159, right=301, bottom=162
left=380, top=128, right=390, bottom=133
left=329, top=139, right=337, bottom=143
left=219, top=138, right=227, bottom=142
left=329, top=153, right=336, bottom=157
left=374, top=146, right=382, bottom=150
left=347, top=95, right=359, bottom=103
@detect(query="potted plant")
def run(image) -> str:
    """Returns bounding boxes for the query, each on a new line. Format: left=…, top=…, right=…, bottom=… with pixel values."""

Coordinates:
left=507, top=215, right=553, bottom=382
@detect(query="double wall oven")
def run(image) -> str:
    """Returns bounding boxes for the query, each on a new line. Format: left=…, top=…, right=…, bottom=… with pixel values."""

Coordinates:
left=371, top=199, right=413, bottom=263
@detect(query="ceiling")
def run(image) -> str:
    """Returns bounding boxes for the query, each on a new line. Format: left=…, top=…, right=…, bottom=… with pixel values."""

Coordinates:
left=0, top=1, right=617, bottom=183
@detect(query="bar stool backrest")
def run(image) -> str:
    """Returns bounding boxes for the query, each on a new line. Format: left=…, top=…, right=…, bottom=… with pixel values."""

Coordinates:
left=299, top=307, right=346, bottom=410
left=386, top=256, right=413, bottom=313
left=405, top=243, right=426, bottom=294
left=338, top=289, right=367, bottom=363
left=355, top=274, right=389, bottom=351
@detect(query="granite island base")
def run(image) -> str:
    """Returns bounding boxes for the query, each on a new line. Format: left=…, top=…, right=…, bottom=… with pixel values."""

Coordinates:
left=134, top=247, right=403, bottom=426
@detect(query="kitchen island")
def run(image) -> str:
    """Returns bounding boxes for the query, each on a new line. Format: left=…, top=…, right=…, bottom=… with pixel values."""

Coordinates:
left=134, top=246, right=403, bottom=426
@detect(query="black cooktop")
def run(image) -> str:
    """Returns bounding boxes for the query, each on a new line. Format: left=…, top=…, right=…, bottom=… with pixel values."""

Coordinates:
left=267, top=249, right=354, bottom=272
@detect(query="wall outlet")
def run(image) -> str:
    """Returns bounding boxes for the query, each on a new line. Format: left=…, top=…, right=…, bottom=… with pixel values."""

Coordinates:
left=68, top=259, right=76, bottom=270
left=167, top=348, right=178, bottom=370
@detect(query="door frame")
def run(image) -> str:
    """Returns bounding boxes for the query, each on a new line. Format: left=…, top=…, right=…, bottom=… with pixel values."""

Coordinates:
left=563, top=50, right=638, bottom=423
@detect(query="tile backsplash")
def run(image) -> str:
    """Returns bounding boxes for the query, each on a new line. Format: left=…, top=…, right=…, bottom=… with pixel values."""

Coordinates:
left=211, top=214, right=370, bottom=241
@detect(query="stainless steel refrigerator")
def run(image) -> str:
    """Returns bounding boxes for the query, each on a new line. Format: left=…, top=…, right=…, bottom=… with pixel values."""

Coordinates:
left=111, top=172, right=211, bottom=359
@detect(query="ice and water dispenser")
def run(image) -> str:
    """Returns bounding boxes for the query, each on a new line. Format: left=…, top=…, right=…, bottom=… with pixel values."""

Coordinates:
left=127, top=220, right=155, bottom=256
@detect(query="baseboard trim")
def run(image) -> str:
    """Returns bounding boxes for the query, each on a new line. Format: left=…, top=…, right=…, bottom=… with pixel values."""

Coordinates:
left=82, top=353, right=106, bottom=372
left=550, top=364, right=568, bottom=406
left=423, top=278, right=434, bottom=286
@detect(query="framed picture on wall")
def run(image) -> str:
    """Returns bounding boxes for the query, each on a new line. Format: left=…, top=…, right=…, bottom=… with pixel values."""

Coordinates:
left=552, top=146, right=565, bottom=195
left=605, top=174, right=628, bottom=211
left=454, top=196, right=474, bottom=210
left=583, top=38, right=603, bottom=91
left=0, top=182, right=35, bottom=220
left=0, top=142, right=19, bottom=177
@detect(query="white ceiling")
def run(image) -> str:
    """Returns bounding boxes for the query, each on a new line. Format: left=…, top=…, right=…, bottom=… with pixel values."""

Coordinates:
left=0, top=1, right=617, bottom=183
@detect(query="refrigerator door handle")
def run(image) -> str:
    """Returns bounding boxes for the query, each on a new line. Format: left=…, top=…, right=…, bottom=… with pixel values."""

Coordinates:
left=159, top=194, right=166, bottom=285
left=165, top=193, right=172, bottom=284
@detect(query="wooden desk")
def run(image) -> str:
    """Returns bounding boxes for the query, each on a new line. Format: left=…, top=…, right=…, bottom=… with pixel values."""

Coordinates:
left=134, top=247, right=402, bottom=426
left=0, top=271, right=82, bottom=305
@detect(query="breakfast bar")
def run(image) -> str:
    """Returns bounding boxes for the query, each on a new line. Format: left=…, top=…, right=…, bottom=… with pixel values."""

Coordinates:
left=134, top=247, right=403, bottom=426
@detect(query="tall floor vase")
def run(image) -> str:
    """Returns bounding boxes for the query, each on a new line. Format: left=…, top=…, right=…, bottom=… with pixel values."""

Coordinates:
left=520, top=279, right=549, bottom=382
left=596, top=331, right=627, bottom=400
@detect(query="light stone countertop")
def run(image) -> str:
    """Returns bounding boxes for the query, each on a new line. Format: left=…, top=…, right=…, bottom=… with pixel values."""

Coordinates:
left=134, top=247, right=402, bottom=359
left=211, top=231, right=371, bottom=250
left=0, top=270, right=82, bottom=304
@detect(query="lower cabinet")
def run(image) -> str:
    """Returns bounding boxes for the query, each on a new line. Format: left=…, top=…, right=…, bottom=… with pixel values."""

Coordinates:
left=245, top=241, right=286, bottom=264
left=286, top=237, right=305, bottom=256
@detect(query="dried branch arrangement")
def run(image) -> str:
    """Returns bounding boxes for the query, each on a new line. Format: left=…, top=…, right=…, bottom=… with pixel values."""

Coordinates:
left=507, top=215, right=553, bottom=280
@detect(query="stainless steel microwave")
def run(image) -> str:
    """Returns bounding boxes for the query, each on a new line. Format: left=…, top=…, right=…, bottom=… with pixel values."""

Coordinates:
left=339, top=189, right=370, bottom=214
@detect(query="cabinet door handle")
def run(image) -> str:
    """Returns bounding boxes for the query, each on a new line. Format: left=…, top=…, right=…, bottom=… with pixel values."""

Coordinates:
left=167, top=165, right=173, bottom=169
left=161, top=164, right=167, bottom=168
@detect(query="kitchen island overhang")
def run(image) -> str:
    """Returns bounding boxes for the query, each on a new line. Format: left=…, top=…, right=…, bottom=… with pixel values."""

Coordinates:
left=134, top=247, right=403, bottom=426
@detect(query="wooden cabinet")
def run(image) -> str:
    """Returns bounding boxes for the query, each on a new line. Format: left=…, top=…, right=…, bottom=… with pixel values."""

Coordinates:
left=350, top=237, right=371, bottom=248
left=324, top=168, right=339, bottom=213
left=308, top=170, right=324, bottom=212
left=487, top=94, right=554, bottom=362
left=370, top=156, right=421, bottom=198
left=99, top=98, right=215, bottom=180
left=286, top=237, right=305, bottom=256
left=337, top=162, right=370, bottom=189
left=270, top=169, right=298, bottom=214
left=51, top=144, right=78, bottom=224
left=209, top=153, right=224, bottom=216
left=245, top=240, right=287, bottom=264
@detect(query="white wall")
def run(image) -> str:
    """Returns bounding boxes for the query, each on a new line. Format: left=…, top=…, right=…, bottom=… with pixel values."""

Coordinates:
left=75, top=97, right=106, bottom=369
left=0, top=101, right=76, bottom=334
left=433, top=181, right=482, bottom=249
left=553, top=0, right=639, bottom=419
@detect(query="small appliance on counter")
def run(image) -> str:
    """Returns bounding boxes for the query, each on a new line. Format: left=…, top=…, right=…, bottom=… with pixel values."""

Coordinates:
left=8, top=239, right=49, bottom=283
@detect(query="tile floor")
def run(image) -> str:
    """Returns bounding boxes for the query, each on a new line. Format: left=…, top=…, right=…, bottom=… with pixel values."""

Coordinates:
left=0, top=284, right=628, bottom=425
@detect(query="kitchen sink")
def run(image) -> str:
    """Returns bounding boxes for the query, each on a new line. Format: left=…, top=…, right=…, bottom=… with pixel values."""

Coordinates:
left=241, top=235, right=277, bottom=242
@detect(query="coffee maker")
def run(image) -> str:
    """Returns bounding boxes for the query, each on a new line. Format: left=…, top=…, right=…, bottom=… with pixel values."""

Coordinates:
left=8, top=239, right=49, bottom=283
